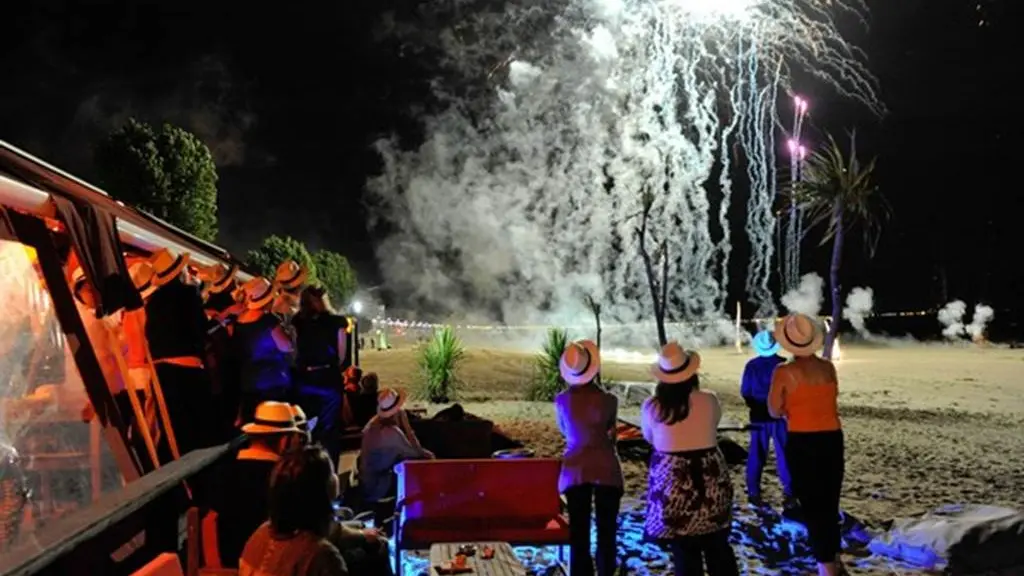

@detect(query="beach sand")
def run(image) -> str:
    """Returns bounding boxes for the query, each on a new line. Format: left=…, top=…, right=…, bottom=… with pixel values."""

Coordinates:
left=362, top=342, right=1024, bottom=574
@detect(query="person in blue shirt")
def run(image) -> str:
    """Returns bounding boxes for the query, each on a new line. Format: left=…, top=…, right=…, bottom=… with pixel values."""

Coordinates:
left=740, top=330, right=793, bottom=508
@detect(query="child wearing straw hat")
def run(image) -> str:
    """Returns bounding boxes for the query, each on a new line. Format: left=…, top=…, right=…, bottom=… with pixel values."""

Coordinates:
left=768, top=313, right=845, bottom=576
left=741, top=330, right=793, bottom=509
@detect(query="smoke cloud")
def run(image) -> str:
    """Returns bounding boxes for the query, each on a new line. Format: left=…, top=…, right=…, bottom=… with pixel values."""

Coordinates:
left=965, top=304, right=994, bottom=341
left=780, top=273, right=824, bottom=317
left=69, top=55, right=256, bottom=168
left=843, top=286, right=874, bottom=338
left=937, top=300, right=967, bottom=339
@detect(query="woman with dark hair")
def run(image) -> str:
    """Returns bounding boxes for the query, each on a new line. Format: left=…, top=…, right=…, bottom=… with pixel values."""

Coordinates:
left=641, top=343, right=738, bottom=576
left=292, top=286, right=351, bottom=464
left=554, top=340, right=623, bottom=576
left=239, top=445, right=393, bottom=576
left=231, top=277, right=295, bottom=422
left=239, top=445, right=346, bottom=576
left=768, top=313, right=845, bottom=576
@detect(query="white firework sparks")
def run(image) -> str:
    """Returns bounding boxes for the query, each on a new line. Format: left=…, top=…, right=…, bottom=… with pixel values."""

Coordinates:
left=369, top=0, right=880, bottom=329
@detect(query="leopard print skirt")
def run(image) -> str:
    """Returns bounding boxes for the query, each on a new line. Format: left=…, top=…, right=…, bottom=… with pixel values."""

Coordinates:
left=644, top=446, right=734, bottom=541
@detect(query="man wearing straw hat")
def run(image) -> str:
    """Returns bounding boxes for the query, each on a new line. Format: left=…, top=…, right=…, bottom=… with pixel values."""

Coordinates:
left=358, top=387, right=434, bottom=535
left=215, top=401, right=304, bottom=567
left=740, top=330, right=793, bottom=509
left=143, top=248, right=216, bottom=458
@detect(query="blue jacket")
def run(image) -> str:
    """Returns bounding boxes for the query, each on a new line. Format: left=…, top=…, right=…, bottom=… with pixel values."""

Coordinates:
left=740, top=355, right=785, bottom=422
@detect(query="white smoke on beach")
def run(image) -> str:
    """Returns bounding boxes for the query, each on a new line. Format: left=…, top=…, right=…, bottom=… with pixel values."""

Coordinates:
left=843, top=287, right=874, bottom=339
left=780, top=273, right=824, bottom=317
left=937, top=300, right=967, bottom=339
left=965, top=304, right=994, bottom=341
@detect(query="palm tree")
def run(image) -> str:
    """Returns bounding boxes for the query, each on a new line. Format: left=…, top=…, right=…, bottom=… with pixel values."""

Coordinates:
left=796, top=131, right=888, bottom=359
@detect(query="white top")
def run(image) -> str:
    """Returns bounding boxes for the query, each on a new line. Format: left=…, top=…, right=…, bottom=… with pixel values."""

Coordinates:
left=640, top=390, right=721, bottom=452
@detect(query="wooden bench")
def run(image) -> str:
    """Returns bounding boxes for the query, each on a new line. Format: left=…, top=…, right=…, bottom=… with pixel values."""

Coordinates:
left=393, top=459, right=569, bottom=576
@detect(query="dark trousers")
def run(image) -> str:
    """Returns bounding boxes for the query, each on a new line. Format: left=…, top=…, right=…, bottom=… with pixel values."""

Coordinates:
left=154, top=364, right=213, bottom=458
left=746, top=419, right=792, bottom=498
left=298, top=385, right=343, bottom=465
left=115, top=389, right=157, bottom=473
left=785, top=430, right=845, bottom=563
left=669, top=529, right=739, bottom=576
left=564, top=484, right=622, bottom=576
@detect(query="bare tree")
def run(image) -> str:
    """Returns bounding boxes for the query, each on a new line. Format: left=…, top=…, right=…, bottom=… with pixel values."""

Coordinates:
left=636, top=189, right=670, bottom=347
left=584, top=293, right=603, bottom=385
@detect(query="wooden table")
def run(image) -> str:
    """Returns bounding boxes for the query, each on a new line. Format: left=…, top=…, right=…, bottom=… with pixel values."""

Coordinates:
left=429, top=542, right=525, bottom=576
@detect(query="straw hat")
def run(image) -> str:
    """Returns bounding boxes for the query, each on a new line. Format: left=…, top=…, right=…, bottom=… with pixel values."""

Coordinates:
left=148, top=249, right=189, bottom=287
left=751, top=330, right=781, bottom=357
left=274, top=260, right=308, bottom=291
left=199, top=263, right=238, bottom=295
left=774, top=313, right=823, bottom=357
left=651, top=342, right=701, bottom=384
left=242, top=401, right=301, bottom=435
left=559, top=340, right=600, bottom=386
left=290, top=404, right=309, bottom=430
left=240, top=277, right=276, bottom=310
left=129, top=261, right=157, bottom=300
left=377, top=387, right=408, bottom=418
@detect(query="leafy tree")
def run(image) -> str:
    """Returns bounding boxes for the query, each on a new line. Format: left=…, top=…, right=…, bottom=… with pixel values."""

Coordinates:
left=245, top=235, right=319, bottom=284
left=95, top=118, right=219, bottom=241
left=797, top=131, right=888, bottom=358
left=312, top=250, right=358, bottom=309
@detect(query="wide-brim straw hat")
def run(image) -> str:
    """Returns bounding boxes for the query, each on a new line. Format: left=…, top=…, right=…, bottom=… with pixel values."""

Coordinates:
left=651, top=342, right=701, bottom=384
left=774, top=313, right=824, bottom=357
left=377, top=387, right=408, bottom=418
left=751, top=330, right=781, bottom=357
left=129, top=261, right=157, bottom=300
left=201, top=263, right=238, bottom=295
left=274, top=260, right=308, bottom=291
left=242, top=401, right=301, bottom=435
left=559, top=339, right=600, bottom=386
left=149, top=248, right=190, bottom=287
left=241, top=277, right=276, bottom=310
left=290, top=404, right=309, bottom=431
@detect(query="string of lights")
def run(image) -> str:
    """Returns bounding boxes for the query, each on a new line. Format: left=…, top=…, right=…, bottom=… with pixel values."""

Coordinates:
left=367, top=309, right=937, bottom=331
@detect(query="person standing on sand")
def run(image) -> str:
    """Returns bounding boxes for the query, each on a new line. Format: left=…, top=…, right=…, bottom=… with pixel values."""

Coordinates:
left=741, top=330, right=794, bottom=509
left=642, top=342, right=739, bottom=576
left=554, top=340, right=624, bottom=576
left=768, top=313, right=846, bottom=576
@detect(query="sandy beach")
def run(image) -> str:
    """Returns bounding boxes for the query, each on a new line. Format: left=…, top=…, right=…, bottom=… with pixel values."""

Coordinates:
left=362, top=341, right=1024, bottom=574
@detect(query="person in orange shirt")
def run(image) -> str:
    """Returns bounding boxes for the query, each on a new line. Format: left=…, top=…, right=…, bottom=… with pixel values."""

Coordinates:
left=767, top=313, right=845, bottom=576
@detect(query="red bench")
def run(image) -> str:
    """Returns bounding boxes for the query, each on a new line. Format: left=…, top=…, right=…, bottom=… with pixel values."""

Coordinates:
left=393, top=458, right=569, bottom=575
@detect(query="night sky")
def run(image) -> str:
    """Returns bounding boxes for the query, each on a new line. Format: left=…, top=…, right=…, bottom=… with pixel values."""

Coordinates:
left=1, top=1, right=1020, bottom=329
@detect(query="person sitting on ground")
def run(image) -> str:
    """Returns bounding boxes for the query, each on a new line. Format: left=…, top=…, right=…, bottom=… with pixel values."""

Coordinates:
left=358, top=387, right=434, bottom=534
left=741, top=330, right=794, bottom=509
left=768, top=313, right=845, bottom=576
left=217, top=401, right=304, bottom=568
left=555, top=340, right=624, bottom=576
left=240, top=445, right=394, bottom=576
left=642, top=342, right=739, bottom=576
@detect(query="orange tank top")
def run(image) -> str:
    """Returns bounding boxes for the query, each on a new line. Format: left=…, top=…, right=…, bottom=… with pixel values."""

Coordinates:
left=769, top=361, right=841, bottom=432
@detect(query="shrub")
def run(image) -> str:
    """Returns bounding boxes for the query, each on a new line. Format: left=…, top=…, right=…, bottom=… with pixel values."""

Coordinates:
left=417, top=326, right=465, bottom=403
left=526, top=328, right=569, bottom=401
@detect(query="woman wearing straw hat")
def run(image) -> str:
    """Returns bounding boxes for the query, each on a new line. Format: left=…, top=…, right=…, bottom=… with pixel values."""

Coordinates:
left=142, top=248, right=216, bottom=457
left=555, top=340, right=623, bottom=576
left=768, top=313, right=845, bottom=576
left=642, top=342, right=738, bottom=576
left=231, top=277, right=296, bottom=422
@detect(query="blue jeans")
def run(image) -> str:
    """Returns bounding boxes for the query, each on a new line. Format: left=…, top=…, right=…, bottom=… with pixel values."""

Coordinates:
left=746, top=420, right=792, bottom=498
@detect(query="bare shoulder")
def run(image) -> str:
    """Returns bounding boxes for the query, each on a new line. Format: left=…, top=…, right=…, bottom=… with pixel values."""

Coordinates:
left=696, top=389, right=720, bottom=406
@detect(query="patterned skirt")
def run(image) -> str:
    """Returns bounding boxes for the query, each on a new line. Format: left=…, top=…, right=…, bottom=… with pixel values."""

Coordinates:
left=644, top=446, right=734, bottom=541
